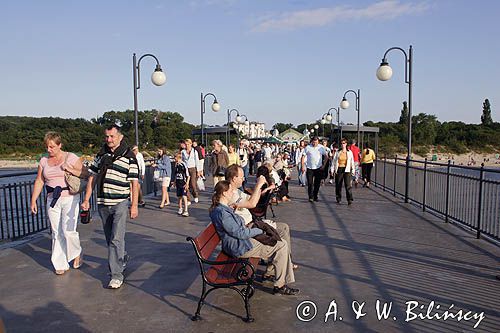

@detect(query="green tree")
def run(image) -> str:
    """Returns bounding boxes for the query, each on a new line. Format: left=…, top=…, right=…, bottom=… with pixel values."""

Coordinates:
left=399, top=101, right=409, bottom=125
left=272, top=123, right=294, bottom=133
left=481, top=98, right=493, bottom=126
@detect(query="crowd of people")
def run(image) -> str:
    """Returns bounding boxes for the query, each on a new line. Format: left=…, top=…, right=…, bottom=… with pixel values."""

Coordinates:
left=30, top=124, right=375, bottom=292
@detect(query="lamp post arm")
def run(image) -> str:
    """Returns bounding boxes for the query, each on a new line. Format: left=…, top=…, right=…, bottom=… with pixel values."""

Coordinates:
left=342, top=90, right=360, bottom=111
left=135, top=54, right=161, bottom=90
left=202, top=93, right=218, bottom=110
left=382, top=47, right=410, bottom=84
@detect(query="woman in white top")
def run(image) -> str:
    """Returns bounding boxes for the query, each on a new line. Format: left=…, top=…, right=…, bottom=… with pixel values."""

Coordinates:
left=331, top=138, right=355, bottom=205
left=30, top=132, right=83, bottom=275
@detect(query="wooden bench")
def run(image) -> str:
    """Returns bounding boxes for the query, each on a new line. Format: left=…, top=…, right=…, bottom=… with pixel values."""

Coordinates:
left=187, top=223, right=260, bottom=322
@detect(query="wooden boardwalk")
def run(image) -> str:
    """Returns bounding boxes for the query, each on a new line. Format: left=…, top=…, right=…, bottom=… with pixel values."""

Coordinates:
left=0, top=176, right=499, bottom=332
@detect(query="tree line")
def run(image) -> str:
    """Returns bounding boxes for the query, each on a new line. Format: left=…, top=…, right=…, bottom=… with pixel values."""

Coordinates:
left=1, top=99, right=498, bottom=157
left=272, top=99, right=499, bottom=155
left=0, top=110, right=196, bottom=157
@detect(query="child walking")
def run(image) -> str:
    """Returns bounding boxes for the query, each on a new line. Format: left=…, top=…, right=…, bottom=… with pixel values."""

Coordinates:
left=174, top=152, right=190, bottom=217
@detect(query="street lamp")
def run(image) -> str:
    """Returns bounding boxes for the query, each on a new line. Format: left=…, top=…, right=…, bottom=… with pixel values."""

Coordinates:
left=227, top=109, right=248, bottom=146
left=325, top=107, right=340, bottom=143
left=132, top=53, right=166, bottom=147
left=227, top=108, right=240, bottom=146
left=340, top=89, right=361, bottom=147
left=201, top=92, right=220, bottom=146
left=376, top=45, right=413, bottom=203
left=321, top=110, right=334, bottom=139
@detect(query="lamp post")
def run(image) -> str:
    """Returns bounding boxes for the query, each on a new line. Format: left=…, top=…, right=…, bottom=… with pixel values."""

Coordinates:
left=227, top=109, right=248, bottom=146
left=376, top=45, right=413, bottom=203
left=326, top=107, right=340, bottom=143
left=340, top=89, right=360, bottom=146
left=227, top=108, right=240, bottom=146
left=200, top=93, right=220, bottom=146
left=321, top=110, right=335, bottom=139
left=132, top=53, right=166, bottom=147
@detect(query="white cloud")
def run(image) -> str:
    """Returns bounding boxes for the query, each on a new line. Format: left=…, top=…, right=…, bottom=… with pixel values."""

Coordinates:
left=252, top=0, right=430, bottom=32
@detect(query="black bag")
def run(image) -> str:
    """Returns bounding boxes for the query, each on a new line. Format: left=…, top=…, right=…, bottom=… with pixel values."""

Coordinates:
left=252, top=219, right=281, bottom=246
left=215, top=166, right=226, bottom=177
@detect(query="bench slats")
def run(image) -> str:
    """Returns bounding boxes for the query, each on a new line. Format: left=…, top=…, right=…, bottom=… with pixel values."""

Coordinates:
left=194, top=224, right=221, bottom=260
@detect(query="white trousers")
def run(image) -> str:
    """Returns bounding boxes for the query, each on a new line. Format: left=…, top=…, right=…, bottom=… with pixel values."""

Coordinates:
left=47, top=195, right=82, bottom=270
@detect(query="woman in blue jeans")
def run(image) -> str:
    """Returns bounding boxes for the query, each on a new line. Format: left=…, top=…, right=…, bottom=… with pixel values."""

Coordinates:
left=209, top=180, right=299, bottom=295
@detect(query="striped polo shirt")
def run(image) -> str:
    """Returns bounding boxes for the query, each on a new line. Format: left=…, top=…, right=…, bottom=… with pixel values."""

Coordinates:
left=89, top=153, right=139, bottom=206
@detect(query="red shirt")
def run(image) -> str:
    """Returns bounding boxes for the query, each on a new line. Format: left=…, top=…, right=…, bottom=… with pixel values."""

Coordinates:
left=349, top=144, right=360, bottom=162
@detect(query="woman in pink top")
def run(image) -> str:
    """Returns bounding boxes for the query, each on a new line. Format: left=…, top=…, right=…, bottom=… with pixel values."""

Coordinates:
left=30, top=132, right=83, bottom=275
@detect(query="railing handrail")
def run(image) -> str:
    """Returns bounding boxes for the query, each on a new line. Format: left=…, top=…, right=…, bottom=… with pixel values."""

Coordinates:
left=374, top=155, right=500, bottom=242
left=379, top=155, right=500, bottom=173
left=0, top=170, right=38, bottom=179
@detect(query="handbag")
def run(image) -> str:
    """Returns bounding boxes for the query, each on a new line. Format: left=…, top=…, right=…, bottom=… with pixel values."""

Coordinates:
left=196, top=177, right=205, bottom=191
left=252, top=219, right=281, bottom=246
left=153, top=170, right=161, bottom=182
left=64, top=153, right=88, bottom=195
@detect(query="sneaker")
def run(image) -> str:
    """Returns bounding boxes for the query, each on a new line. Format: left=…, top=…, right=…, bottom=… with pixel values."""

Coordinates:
left=187, top=201, right=192, bottom=206
left=273, top=285, right=300, bottom=295
left=308, top=198, right=314, bottom=203
left=123, top=254, right=130, bottom=271
left=108, top=279, right=123, bottom=289
left=182, top=210, right=189, bottom=217
left=194, top=197, right=199, bottom=203
left=348, top=200, right=353, bottom=206
left=178, top=208, right=183, bottom=215
left=328, top=179, right=333, bottom=184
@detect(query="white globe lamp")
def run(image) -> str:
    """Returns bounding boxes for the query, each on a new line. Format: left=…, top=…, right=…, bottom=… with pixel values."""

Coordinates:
left=376, top=61, right=393, bottom=81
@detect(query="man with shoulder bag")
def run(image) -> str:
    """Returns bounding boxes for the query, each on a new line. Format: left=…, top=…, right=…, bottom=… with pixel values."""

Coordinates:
left=81, top=124, right=139, bottom=289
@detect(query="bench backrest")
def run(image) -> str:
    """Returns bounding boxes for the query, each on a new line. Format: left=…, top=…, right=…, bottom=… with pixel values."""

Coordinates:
left=193, top=223, right=221, bottom=260
left=249, top=190, right=272, bottom=218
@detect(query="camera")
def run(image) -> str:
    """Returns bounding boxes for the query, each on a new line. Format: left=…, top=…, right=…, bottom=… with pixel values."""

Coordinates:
left=80, top=209, right=91, bottom=224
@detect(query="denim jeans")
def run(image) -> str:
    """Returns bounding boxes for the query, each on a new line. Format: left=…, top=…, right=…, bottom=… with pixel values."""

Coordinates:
left=98, top=200, right=128, bottom=281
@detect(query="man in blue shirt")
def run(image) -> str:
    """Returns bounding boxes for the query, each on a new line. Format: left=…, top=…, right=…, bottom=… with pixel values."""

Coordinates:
left=301, top=136, right=328, bottom=202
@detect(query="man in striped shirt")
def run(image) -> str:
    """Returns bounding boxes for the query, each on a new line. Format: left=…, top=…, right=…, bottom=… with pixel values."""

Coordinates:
left=81, top=124, right=139, bottom=289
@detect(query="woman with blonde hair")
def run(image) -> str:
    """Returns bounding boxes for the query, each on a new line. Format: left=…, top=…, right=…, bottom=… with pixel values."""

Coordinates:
left=31, top=132, right=83, bottom=275
left=154, top=147, right=172, bottom=208
left=227, top=143, right=241, bottom=167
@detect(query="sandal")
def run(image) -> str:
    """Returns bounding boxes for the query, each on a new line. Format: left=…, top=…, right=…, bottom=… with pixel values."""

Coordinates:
left=73, top=254, right=83, bottom=269
left=55, top=269, right=68, bottom=275
left=292, top=264, right=299, bottom=270
left=273, top=285, right=300, bottom=295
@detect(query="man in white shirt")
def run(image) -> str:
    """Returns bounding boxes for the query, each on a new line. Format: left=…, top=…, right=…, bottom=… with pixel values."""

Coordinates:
left=181, top=139, right=202, bottom=203
left=301, top=136, right=328, bottom=202
left=295, top=140, right=306, bottom=186
left=237, top=141, right=249, bottom=188
left=132, top=145, right=146, bottom=207
left=263, top=143, right=272, bottom=162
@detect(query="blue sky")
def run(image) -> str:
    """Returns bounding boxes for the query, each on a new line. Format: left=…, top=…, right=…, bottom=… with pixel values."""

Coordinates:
left=1, top=0, right=499, bottom=129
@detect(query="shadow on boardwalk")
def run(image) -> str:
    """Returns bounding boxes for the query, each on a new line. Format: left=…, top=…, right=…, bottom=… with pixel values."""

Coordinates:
left=0, top=176, right=499, bottom=332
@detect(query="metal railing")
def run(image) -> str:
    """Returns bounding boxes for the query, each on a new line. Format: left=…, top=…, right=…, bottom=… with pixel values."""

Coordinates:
left=373, top=156, right=500, bottom=241
left=0, top=166, right=157, bottom=241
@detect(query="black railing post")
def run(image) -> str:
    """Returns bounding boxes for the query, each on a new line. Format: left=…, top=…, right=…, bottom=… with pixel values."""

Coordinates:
left=393, top=155, right=397, bottom=196
left=422, top=158, right=427, bottom=212
left=405, top=155, right=410, bottom=203
left=477, top=163, right=484, bottom=239
left=445, top=160, right=451, bottom=223
left=383, top=154, right=386, bottom=192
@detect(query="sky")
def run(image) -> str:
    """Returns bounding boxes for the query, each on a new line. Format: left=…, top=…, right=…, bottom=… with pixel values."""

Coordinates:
left=1, top=0, right=499, bottom=130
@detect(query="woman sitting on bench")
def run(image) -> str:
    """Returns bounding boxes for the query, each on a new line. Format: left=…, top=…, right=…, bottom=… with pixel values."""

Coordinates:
left=209, top=180, right=299, bottom=295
